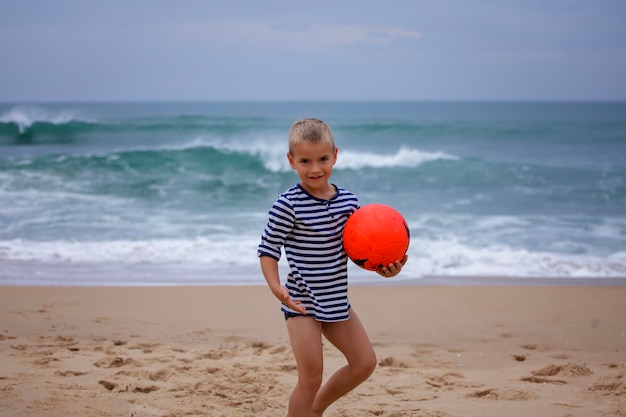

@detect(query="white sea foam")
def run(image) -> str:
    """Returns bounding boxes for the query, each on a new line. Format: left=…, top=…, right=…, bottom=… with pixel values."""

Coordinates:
left=255, top=145, right=458, bottom=173
left=0, top=236, right=260, bottom=266
left=403, top=236, right=626, bottom=278
left=0, top=106, right=96, bottom=134
left=1, top=224, right=625, bottom=286
left=158, top=137, right=458, bottom=173
left=337, top=147, right=457, bottom=170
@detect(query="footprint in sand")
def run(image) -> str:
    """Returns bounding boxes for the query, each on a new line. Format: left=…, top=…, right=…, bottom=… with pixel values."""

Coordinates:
left=467, top=387, right=539, bottom=401
left=425, top=372, right=464, bottom=390
left=378, top=356, right=408, bottom=368
left=588, top=367, right=626, bottom=396
left=56, top=370, right=89, bottom=377
left=97, top=380, right=159, bottom=394
left=94, top=357, right=136, bottom=368
left=127, top=342, right=161, bottom=353
left=521, top=376, right=567, bottom=385
left=148, top=368, right=170, bottom=382
left=33, top=356, right=60, bottom=366
left=426, top=371, right=482, bottom=390
left=521, top=363, right=593, bottom=385
left=133, top=385, right=159, bottom=393
left=520, top=343, right=537, bottom=351
left=268, top=345, right=289, bottom=355
left=98, top=380, right=118, bottom=391
left=532, top=363, right=593, bottom=377
left=588, top=380, right=625, bottom=394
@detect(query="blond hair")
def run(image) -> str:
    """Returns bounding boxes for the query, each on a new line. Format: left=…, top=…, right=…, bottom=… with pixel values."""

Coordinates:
left=288, top=118, right=335, bottom=155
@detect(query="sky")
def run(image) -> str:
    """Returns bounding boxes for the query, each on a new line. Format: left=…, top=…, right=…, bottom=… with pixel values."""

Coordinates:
left=1, top=0, right=625, bottom=102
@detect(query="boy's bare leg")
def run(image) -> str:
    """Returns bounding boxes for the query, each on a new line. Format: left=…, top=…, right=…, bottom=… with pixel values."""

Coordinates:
left=286, top=316, right=324, bottom=417
left=311, top=309, right=377, bottom=416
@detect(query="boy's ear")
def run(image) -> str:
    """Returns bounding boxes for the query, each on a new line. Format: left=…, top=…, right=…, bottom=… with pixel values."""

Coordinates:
left=286, top=152, right=296, bottom=169
left=332, top=147, right=338, bottom=164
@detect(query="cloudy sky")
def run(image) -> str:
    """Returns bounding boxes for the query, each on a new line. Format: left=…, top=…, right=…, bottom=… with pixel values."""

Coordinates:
left=1, top=0, right=625, bottom=101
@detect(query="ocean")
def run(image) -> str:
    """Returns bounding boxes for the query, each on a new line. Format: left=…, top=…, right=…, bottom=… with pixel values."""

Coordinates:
left=1, top=101, right=625, bottom=286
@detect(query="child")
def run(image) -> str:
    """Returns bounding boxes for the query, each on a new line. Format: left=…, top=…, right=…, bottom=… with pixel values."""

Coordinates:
left=257, top=118, right=407, bottom=416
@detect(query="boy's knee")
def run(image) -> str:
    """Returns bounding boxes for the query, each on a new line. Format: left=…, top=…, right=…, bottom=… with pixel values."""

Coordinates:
left=299, top=372, right=323, bottom=391
left=355, top=352, right=377, bottom=379
left=366, top=352, right=378, bottom=375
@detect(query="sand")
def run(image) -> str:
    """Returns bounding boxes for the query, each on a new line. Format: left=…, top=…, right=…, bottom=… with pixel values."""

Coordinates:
left=0, top=285, right=624, bottom=417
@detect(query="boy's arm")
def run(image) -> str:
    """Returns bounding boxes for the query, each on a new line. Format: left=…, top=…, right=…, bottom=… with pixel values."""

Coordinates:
left=259, top=255, right=306, bottom=314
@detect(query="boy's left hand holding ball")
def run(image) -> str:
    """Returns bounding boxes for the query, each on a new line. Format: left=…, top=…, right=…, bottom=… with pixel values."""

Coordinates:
left=377, top=255, right=408, bottom=278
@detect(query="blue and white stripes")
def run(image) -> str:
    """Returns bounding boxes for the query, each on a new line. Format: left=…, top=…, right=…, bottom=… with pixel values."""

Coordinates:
left=258, top=184, right=359, bottom=322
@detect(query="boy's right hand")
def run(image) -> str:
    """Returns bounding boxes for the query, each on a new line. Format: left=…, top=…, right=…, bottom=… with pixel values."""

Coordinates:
left=275, top=286, right=306, bottom=314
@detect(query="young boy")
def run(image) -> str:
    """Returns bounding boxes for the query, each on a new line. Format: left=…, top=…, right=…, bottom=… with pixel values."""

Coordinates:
left=258, top=118, right=407, bottom=417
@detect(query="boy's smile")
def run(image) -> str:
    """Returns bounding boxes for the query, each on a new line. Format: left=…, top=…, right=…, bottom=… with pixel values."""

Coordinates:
left=287, top=141, right=338, bottom=200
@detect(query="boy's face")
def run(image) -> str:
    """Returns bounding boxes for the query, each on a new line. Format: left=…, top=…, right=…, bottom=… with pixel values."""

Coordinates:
left=287, top=141, right=338, bottom=197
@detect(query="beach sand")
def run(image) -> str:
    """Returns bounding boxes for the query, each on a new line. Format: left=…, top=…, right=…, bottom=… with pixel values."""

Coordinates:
left=1, top=285, right=624, bottom=417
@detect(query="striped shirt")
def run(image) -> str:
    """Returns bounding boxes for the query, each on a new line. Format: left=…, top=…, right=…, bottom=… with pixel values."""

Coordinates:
left=257, top=183, right=359, bottom=322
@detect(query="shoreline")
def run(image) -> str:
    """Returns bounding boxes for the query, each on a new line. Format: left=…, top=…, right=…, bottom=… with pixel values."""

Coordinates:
left=383, top=275, right=626, bottom=286
left=1, top=285, right=624, bottom=416
left=3, top=258, right=626, bottom=287
left=2, top=275, right=626, bottom=287
left=2, top=256, right=626, bottom=288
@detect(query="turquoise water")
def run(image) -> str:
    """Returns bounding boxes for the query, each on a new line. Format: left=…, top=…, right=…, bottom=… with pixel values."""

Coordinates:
left=1, top=102, right=625, bottom=285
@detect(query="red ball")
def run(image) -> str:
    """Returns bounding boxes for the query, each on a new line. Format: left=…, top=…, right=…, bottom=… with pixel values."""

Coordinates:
left=343, top=204, right=410, bottom=272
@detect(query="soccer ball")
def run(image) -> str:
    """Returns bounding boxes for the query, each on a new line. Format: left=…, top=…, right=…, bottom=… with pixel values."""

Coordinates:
left=343, top=204, right=410, bottom=272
